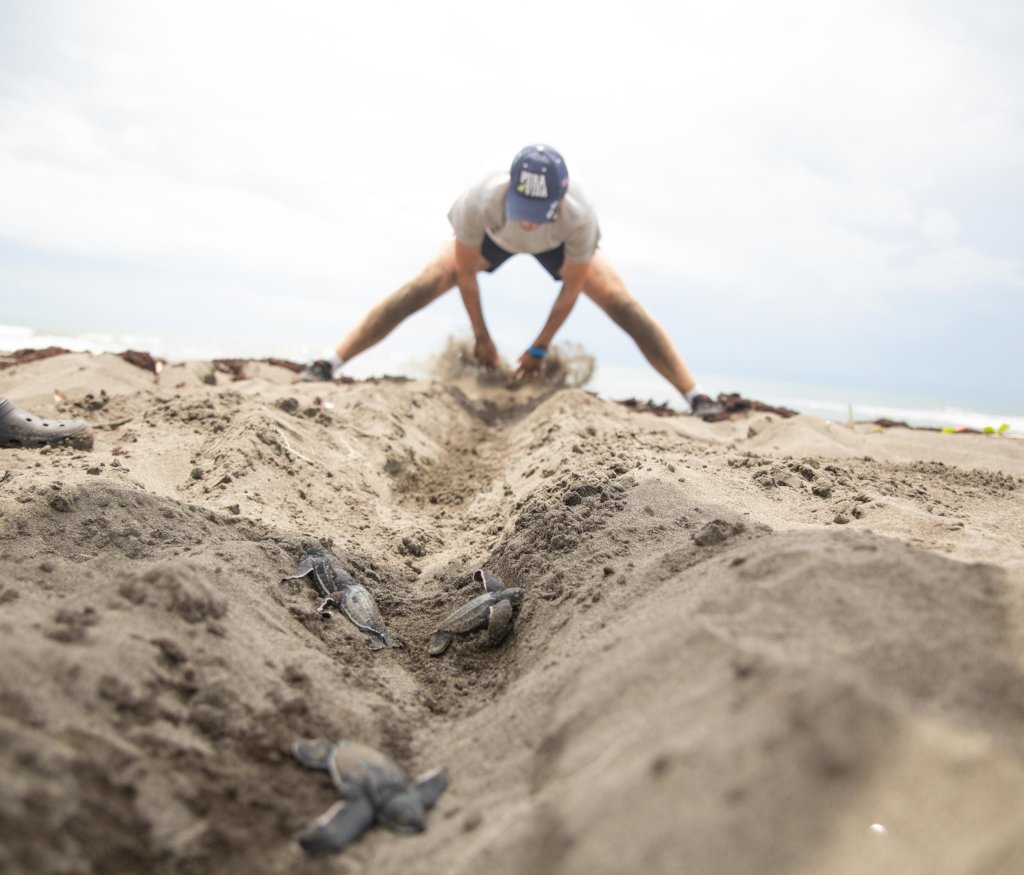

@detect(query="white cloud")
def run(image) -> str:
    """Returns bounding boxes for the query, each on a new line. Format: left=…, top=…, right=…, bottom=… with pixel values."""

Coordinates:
left=920, top=208, right=960, bottom=240
left=0, top=0, right=1021, bottom=396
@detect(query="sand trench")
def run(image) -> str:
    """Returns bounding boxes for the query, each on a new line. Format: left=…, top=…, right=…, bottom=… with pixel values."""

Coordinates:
left=2, top=354, right=1024, bottom=874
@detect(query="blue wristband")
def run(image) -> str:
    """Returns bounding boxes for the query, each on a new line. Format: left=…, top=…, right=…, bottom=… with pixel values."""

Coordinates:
left=528, top=345, right=547, bottom=359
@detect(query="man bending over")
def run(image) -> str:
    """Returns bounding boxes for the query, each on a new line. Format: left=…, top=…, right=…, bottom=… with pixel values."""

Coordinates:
left=300, top=144, right=724, bottom=420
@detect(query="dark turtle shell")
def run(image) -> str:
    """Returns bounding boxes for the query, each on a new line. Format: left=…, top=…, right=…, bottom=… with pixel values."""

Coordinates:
left=437, top=592, right=498, bottom=635
left=428, top=580, right=525, bottom=656
left=332, top=569, right=401, bottom=649
left=292, top=738, right=448, bottom=854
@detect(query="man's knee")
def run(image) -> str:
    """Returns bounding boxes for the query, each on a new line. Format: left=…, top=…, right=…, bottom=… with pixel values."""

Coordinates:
left=584, top=270, right=634, bottom=319
left=426, top=242, right=461, bottom=290
left=584, top=284, right=647, bottom=344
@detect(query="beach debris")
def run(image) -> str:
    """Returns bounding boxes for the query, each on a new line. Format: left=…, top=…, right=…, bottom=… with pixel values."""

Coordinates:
left=119, top=350, right=164, bottom=374
left=941, top=423, right=1011, bottom=436
left=291, top=739, right=447, bottom=855
left=616, top=393, right=798, bottom=420
left=428, top=570, right=524, bottom=656
left=274, top=428, right=313, bottom=463
left=0, top=346, right=72, bottom=371
left=283, top=550, right=401, bottom=649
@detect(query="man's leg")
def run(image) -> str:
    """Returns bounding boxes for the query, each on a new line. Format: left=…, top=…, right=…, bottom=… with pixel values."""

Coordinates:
left=334, top=239, right=462, bottom=362
left=581, top=251, right=723, bottom=418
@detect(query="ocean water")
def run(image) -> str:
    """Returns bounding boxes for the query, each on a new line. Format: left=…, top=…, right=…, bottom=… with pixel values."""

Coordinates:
left=2, top=323, right=1022, bottom=436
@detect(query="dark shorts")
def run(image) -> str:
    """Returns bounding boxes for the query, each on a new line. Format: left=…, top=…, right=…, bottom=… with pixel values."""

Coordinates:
left=481, top=233, right=564, bottom=281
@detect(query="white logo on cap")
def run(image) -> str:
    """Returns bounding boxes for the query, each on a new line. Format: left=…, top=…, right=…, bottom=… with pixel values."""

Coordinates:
left=518, top=171, right=549, bottom=198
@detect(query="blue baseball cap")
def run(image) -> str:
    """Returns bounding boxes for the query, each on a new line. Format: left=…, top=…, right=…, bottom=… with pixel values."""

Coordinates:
left=507, top=144, right=569, bottom=224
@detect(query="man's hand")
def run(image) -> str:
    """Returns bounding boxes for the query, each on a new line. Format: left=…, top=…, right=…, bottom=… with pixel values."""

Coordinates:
left=474, top=334, right=499, bottom=369
left=515, top=350, right=544, bottom=381
left=513, top=259, right=587, bottom=383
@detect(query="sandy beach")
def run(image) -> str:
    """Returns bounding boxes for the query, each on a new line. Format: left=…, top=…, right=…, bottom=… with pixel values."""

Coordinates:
left=2, top=350, right=1023, bottom=875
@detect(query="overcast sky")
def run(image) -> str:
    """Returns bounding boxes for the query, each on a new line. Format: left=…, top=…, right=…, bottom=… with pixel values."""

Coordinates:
left=1, top=0, right=1021, bottom=406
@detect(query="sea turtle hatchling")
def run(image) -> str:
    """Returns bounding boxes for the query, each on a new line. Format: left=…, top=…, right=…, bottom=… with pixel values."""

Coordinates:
left=428, top=570, right=524, bottom=656
left=283, top=550, right=401, bottom=650
left=292, top=738, right=447, bottom=855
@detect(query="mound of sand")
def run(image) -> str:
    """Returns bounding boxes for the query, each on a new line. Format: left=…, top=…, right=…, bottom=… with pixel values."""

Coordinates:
left=2, top=352, right=1023, bottom=875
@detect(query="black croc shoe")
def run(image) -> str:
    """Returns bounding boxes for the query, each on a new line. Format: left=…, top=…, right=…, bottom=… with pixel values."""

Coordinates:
left=297, top=360, right=335, bottom=382
left=0, top=398, right=90, bottom=447
left=690, top=394, right=726, bottom=422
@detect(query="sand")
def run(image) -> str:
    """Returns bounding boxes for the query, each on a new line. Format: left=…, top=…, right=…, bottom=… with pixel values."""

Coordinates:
left=2, top=350, right=1023, bottom=875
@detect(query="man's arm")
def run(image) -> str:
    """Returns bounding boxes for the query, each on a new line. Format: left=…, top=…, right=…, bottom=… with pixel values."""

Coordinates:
left=516, top=258, right=589, bottom=379
left=454, top=238, right=499, bottom=368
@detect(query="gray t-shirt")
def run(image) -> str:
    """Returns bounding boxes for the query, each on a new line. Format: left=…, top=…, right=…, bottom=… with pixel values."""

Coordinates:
left=447, top=171, right=601, bottom=263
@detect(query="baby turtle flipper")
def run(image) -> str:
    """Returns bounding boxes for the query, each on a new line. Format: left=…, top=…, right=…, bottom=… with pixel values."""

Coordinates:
left=381, top=631, right=404, bottom=649
left=316, top=596, right=338, bottom=619
left=413, top=766, right=448, bottom=809
left=364, top=630, right=403, bottom=650
left=299, top=796, right=375, bottom=855
left=486, top=599, right=514, bottom=647
left=282, top=555, right=314, bottom=580
left=292, top=738, right=336, bottom=771
left=427, top=631, right=453, bottom=656
left=282, top=552, right=336, bottom=598
left=475, top=570, right=504, bottom=593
